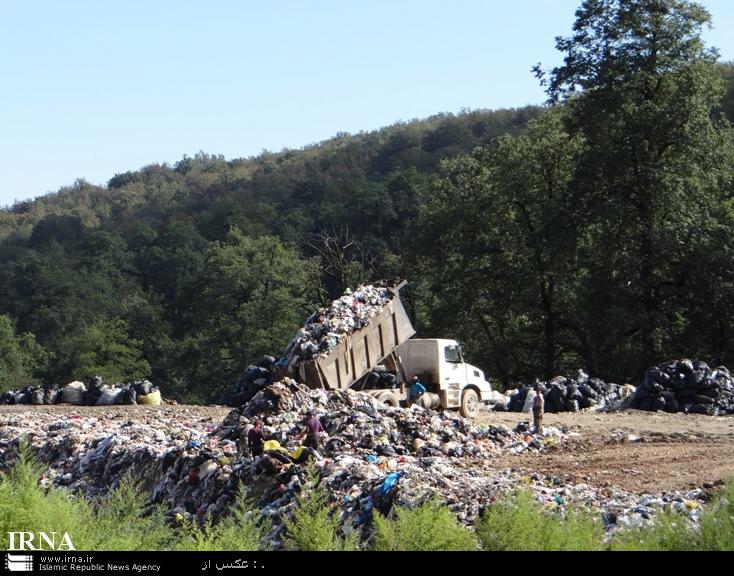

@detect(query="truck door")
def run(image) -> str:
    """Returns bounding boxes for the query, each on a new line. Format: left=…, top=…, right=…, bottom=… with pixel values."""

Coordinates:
left=442, top=343, right=466, bottom=408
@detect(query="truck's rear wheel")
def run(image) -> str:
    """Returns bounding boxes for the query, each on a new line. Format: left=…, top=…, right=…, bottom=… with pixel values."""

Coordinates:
left=460, top=389, right=479, bottom=418
left=376, top=391, right=399, bottom=407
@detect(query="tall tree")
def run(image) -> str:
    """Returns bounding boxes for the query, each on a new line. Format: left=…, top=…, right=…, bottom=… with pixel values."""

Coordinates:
left=489, top=109, right=585, bottom=378
left=0, top=315, right=49, bottom=391
left=416, top=109, right=584, bottom=385
left=540, top=0, right=734, bottom=376
left=177, top=229, right=320, bottom=401
left=70, top=318, right=150, bottom=384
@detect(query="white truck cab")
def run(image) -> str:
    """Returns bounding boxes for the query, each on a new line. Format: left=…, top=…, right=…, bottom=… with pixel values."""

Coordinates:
left=397, top=338, right=492, bottom=418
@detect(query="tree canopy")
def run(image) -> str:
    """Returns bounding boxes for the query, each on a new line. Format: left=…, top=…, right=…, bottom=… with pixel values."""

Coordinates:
left=1, top=1, right=734, bottom=399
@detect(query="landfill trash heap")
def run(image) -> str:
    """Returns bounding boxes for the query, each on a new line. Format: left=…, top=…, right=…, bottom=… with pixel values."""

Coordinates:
left=497, top=370, right=634, bottom=414
left=0, top=376, right=163, bottom=406
left=280, top=280, right=397, bottom=369
left=1, top=378, right=715, bottom=546
left=493, top=360, right=734, bottom=417
left=1, top=378, right=571, bottom=543
left=629, top=359, right=734, bottom=416
left=222, top=280, right=400, bottom=407
left=221, top=355, right=277, bottom=407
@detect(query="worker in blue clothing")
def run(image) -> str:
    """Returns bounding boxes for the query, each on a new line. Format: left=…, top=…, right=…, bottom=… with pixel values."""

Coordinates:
left=409, top=376, right=427, bottom=406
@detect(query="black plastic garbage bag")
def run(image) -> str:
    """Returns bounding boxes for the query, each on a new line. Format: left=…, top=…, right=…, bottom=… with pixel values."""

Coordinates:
left=43, top=384, right=61, bottom=405
left=123, top=386, right=137, bottom=405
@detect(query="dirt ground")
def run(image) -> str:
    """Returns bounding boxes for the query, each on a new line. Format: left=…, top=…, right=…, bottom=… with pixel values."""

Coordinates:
left=477, top=409, right=734, bottom=493
left=0, top=404, right=232, bottom=420
left=3, top=404, right=733, bottom=494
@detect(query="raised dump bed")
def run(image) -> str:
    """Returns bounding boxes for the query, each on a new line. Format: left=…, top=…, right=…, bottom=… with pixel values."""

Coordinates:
left=290, top=281, right=415, bottom=390
left=282, top=279, right=492, bottom=418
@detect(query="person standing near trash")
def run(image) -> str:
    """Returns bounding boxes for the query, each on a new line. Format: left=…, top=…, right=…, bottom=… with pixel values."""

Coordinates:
left=533, top=379, right=544, bottom=435
left=409, top=376, right=427, bottom=406
left=247, top=418, right=266, bottom=457
left=299, top=410, right=323, bottom=450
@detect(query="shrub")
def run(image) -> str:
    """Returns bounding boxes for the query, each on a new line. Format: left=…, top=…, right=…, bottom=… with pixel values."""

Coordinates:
left=175, top=486, right=269, bottom=551
left=476, top=489, right=604, bottom=551
left=612, top=479, right=734, bottom=551
left=0, top=443, right=96, bottom=548
left=91, top=476, right=175, bottom=551
left=611, top=509, right=693, bottom=551
left=698, top=480, right=734, bottom=551
left=0, top=445, right=268, bottom=551
left=372, top=498, right=477, bottom=551
left=284, top=466, right=358, bottom=551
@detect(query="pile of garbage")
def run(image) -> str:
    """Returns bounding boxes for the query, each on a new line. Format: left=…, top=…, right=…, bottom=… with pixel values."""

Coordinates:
left=0, top=379, right=712, bottom=546
left=0, top=379, right=571, bottom=544
left=497, top=371, right=634, bottom=414
left=0, top=377, right=162, bottom=406
left=629, top=360, right=734, bottom=416
left=221, top=356, right=277, bottom=407
left=234, top=379, right=558, bottom=459
left=279, top=281, right=396, bottom=368
left=0, top=377, right=717, bottom=546
left=489, top=360, right=734, bottom=417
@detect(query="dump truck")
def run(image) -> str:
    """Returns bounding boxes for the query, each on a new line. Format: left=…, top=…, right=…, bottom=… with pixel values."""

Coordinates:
left=286, top=281, right=492, bottom=418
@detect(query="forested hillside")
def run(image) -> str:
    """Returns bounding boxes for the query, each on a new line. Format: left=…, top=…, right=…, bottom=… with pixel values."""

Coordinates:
left=1, top=2, right=733, bottom=402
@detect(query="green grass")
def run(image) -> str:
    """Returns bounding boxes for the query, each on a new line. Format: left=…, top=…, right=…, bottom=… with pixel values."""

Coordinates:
left=283, top=465, right=359, bottom=551
left=476, top=489, right=605, bottom=551
left=372, top=498, right=478, bottom=551
left=612, top=481, right=734, bottom=551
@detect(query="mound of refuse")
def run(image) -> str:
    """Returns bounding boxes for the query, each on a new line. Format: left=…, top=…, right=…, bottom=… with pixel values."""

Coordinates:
left=629, top=360, right=734, bottom=416
left=0, top=376, right=162, bottom=406
left=221, top=356, right=277, bottom=407
left=490, top=360, right=734, bottom=416
left=236, top=379, right=536, bottom=459
left=1, top=379, right=575, bottom=546
left=496, top=370, right=634, bottom=414
left=279, top=280, right=397, bottom=369
left=0, top=378, right=717, bottom=546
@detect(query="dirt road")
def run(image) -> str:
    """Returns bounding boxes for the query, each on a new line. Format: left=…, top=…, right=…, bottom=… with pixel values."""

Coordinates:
left=478, top=409, right=734, bottom=493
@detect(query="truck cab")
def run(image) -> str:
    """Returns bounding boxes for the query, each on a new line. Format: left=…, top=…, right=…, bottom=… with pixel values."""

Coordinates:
left=396, top=339, right=492, bottom=418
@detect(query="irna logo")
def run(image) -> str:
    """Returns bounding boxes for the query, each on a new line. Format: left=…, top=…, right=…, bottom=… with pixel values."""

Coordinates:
left=6, top=532, right=75, bottom=551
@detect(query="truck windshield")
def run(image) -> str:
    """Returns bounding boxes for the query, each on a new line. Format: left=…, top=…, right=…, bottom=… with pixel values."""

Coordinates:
left=444, top=345, right=462, bottom=363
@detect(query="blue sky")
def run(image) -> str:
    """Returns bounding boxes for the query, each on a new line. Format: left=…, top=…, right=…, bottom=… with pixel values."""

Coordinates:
left=1, top=0, right=733, bottom=206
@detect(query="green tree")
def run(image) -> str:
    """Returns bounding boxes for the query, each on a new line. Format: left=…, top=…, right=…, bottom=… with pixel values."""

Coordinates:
left=539, top=0, right=734, bottom=377
left=416, top=109, right=584, bottom=385
left=70, top=318, right=150, bottom=383
left=0, top=315, right=49, bottom=390
left=178, top=229, right=320, bottom=401
left=488, top=109, right=585, bottom=378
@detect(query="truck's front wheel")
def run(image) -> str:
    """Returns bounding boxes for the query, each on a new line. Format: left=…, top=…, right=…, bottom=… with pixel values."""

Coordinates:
left=376, top=391, right=400, bottom=407
left=460, top=389, right=479, bottom=419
